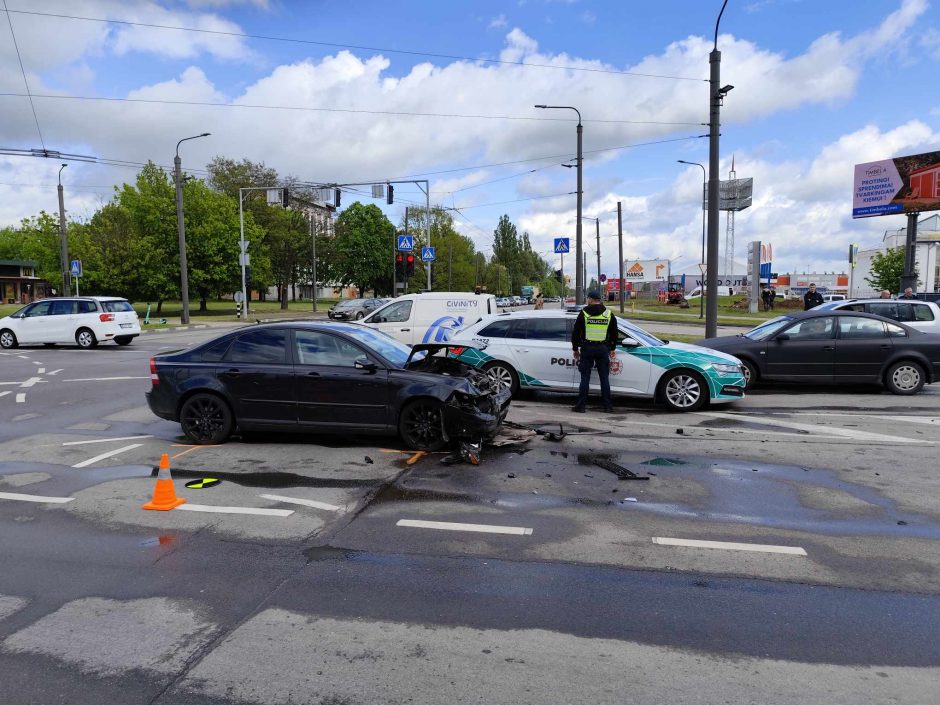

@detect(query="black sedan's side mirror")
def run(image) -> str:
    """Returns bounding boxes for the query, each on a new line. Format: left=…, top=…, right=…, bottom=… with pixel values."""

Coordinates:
left=354, top=357, right=378, bottom=373
left=775, top=334, right=790, bottom=342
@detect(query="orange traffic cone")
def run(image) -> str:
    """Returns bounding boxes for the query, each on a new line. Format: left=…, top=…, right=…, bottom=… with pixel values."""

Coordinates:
left=142, top=453, right=186, bottom=511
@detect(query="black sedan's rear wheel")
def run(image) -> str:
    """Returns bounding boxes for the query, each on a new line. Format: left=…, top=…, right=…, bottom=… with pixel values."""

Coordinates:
left=180, top=393, right=234, bottom=444
left=399, top=399, right=445, bottom=450
left=659, top=369, right=708, bottom=412
left=885, top=361, right=925, bottom=395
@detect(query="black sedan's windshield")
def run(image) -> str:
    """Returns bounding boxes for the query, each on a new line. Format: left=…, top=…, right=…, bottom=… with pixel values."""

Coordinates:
left=743, top=316, right=793, bottom=340
left=331, top=325, right=413, bottom=366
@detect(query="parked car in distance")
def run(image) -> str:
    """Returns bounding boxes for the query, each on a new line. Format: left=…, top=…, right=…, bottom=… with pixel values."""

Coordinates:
left=146, top=322, right=510, bottom=448
left=327, top=297, right=388, bottom=321
left=814, top=298, right=940, bottom=334
left=697, top=310, right=940, bottom=394
left=0, top=296, right=140, bottom=349
left=821, top=294, right=846, bottom=302
left=450, top=309, right=745, bottom=412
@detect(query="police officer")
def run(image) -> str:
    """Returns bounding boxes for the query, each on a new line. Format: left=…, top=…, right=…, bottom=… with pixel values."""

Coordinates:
left=571, top=290, right=618, bottom=413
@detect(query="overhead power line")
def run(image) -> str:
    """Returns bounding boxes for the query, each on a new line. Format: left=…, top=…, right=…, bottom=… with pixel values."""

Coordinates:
left=0, top=92, right=704, bottom=127
left=2, top=1, right=45, bottom=149
left=5, top=8, right=707, bottom=82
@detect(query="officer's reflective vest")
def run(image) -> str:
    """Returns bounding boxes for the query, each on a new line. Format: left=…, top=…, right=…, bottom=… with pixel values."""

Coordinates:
left=584, top=308, right=612, bottom=342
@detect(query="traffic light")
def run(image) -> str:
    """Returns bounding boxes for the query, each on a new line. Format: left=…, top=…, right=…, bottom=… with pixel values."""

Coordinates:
left=406, top=254, right=415, bottom=277
left=554, top=269, right=563, bottom=284
left=281, top=188, right=290, bottom=208
left=387, top=184, right=394, bottom=205
left=334, top=188, right=341, bottom=208
left=395, top=253, right=404, bottom=279
left=244, top=266, right=252, bottom=286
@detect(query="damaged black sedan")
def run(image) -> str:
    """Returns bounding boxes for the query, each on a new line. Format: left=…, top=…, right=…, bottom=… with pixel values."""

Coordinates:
left=146, top=321, right=510, bottom=450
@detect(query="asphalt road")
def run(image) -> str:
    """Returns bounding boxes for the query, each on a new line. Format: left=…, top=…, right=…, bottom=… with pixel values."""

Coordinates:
left=1, top=324, right=939, bottom=704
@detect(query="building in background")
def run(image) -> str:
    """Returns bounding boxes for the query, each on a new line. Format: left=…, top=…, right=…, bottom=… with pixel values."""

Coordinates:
left=0, top=260, right=52, bottom=304
left=852, top=213, right=940, bottom=297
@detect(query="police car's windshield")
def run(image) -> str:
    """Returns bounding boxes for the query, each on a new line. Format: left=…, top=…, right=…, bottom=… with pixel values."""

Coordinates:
left=617, top=320, right=665, bottom=347
left=743, top=316, right=793, bottom=340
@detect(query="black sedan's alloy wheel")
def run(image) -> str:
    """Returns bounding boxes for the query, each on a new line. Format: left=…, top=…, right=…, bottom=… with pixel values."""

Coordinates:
left=399, top=399, right=445, bottom=450
left=180, top=393, right=234, bottom=444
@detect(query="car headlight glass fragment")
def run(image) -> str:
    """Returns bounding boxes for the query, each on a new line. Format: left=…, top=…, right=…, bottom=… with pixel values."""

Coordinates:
left=707, top=362, right=741, bottom=375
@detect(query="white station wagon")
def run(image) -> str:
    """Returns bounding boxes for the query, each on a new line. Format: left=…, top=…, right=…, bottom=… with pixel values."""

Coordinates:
left=0, top=296, right=141, bottom=349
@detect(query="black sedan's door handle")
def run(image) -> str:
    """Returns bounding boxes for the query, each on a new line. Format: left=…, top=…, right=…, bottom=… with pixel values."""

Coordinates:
left=306, top=371, right=320, bottom=377
left=220, top=368, right=241, bottom=377
left=880, top=345, right=890, bottom=350
left=822, top=346, right=834, bottom=351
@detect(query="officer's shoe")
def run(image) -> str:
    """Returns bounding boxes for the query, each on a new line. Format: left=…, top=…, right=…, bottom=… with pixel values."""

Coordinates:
left=571, top=405, right=586, bottom=413
left=603, top=405, right=614, bottom=413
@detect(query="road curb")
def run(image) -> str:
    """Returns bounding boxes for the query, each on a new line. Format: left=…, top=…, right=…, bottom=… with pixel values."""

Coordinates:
left=139, top=324, right=213, bottom=335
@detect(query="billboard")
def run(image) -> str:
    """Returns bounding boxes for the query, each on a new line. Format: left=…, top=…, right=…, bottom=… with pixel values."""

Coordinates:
left=622, top=260, right=668, bottom=283
left=853, top=150, right=940, bottom=218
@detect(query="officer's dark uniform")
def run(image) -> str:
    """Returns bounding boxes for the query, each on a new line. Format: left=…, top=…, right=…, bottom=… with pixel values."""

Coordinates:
left=571, top=292, right=619, bottom=412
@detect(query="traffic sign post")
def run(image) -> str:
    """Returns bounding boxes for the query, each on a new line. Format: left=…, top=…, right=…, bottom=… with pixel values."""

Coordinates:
left=70, top=259, right=82, bottom=296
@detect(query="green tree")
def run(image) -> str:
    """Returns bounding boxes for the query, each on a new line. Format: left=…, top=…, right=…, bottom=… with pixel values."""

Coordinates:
left=324, top=202, right=396, bottom=297
left=206, top=157, right=278, bottom=199
left=865, top=247, right=911, bottom=294
left=0, top=213, right=62, bottom=285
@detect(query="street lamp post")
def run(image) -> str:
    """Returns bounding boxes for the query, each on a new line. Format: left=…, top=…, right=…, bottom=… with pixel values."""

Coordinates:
left=706, top=0, right=730, bottom=339
left=536, top=104, right=584, bottom=304
left=57, top=163, right=69, bottom=296
left=174, top=132, right=210, bottom=325
left=678, top=160, right=707, bottom=319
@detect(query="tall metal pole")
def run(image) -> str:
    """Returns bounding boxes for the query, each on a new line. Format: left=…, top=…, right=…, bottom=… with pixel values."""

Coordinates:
left=595, top=217, right=601, bottom=298
left=900, top=213, right=919, bottom=293
left=535, top=105, right=583, bottom=304
left=617, top=201, right=624, bottom=314
left=57, top=163, right=70, bottom=296
left=425, top=181, right=432, bottom=291
left=706, top=2, right=728, bottom=339
left=238, top=190, right=249, bottom=317
left=701, top=173, right=706, bottom=319
left=174, top=132, right=210, bottom=325
left=576, top=119, right=584, bottom=305
left=312, top=212, right=319, bottom=311
left=560, top=252, right=565, bottom=308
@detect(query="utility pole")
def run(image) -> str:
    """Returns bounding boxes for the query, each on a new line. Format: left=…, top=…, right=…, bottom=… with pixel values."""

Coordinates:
left=57, top=163, right=69, bottom=296
left=900, top=213, right=919, bottom=293
left=706, top=1, right=729, bottom=339
left=174, top=132, right=210, bottom=324
left=617, top=201, right=624, bottom=313
left=595, top=218, right=601, bottom=298
left=310, top=213, right=318, bottom=312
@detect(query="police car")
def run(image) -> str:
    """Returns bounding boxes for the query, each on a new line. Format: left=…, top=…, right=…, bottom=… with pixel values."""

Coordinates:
left=449, top=309, right=746, bottom=412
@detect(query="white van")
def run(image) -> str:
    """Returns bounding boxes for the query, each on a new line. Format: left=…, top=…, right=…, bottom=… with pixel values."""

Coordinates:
left=361, top=292, right=497, bottom=345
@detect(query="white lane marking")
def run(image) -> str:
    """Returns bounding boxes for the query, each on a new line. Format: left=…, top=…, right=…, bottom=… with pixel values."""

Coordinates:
left=63, top=376, right=149, bottom=382
left=177, top=504, right=294, bottom=517
left=0, top=391, right=9, bottom=398
left=15, top=393, right=25, bottom=403
left=17, top=355, right=29, bottom=359
left=47, top=369, right=63, bottom=376
left=764, top=411, right=940, bottom=426
left=37, top=368, right=45, bottom=374
left=62, top=435, right=153, bottom=446
left=71, top=443, right=143, bottom=468
left=31, top=361, right=42, bottom=365
left=19, top=377, right=42, bottom=388
left=0, top=491, right=75, bottom=504
left=259, top=494, right=342, bottom=512
left=397, top=519, right=533, bottom=536
left=701, top=411, right=930, bottom=445
left=652, top=537, right=807, bottom=556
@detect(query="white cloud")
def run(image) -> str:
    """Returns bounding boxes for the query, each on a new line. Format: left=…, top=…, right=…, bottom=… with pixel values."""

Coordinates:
left=489, top=14, right=508, bottom=30
left=579, top=11, right=596, bottom=25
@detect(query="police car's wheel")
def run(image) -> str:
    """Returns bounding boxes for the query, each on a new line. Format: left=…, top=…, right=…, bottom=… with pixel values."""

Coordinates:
left=660, top=369, right=707, bottom=412
left=483, top=361, right=519, bottom=396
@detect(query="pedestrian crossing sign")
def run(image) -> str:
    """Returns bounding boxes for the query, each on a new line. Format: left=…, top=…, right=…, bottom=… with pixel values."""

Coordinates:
left=554, top=238, right=569, bottom=254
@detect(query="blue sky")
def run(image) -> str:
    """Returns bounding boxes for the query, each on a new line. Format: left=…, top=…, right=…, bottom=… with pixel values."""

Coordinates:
left=2, top=0, right=939, bottom=278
